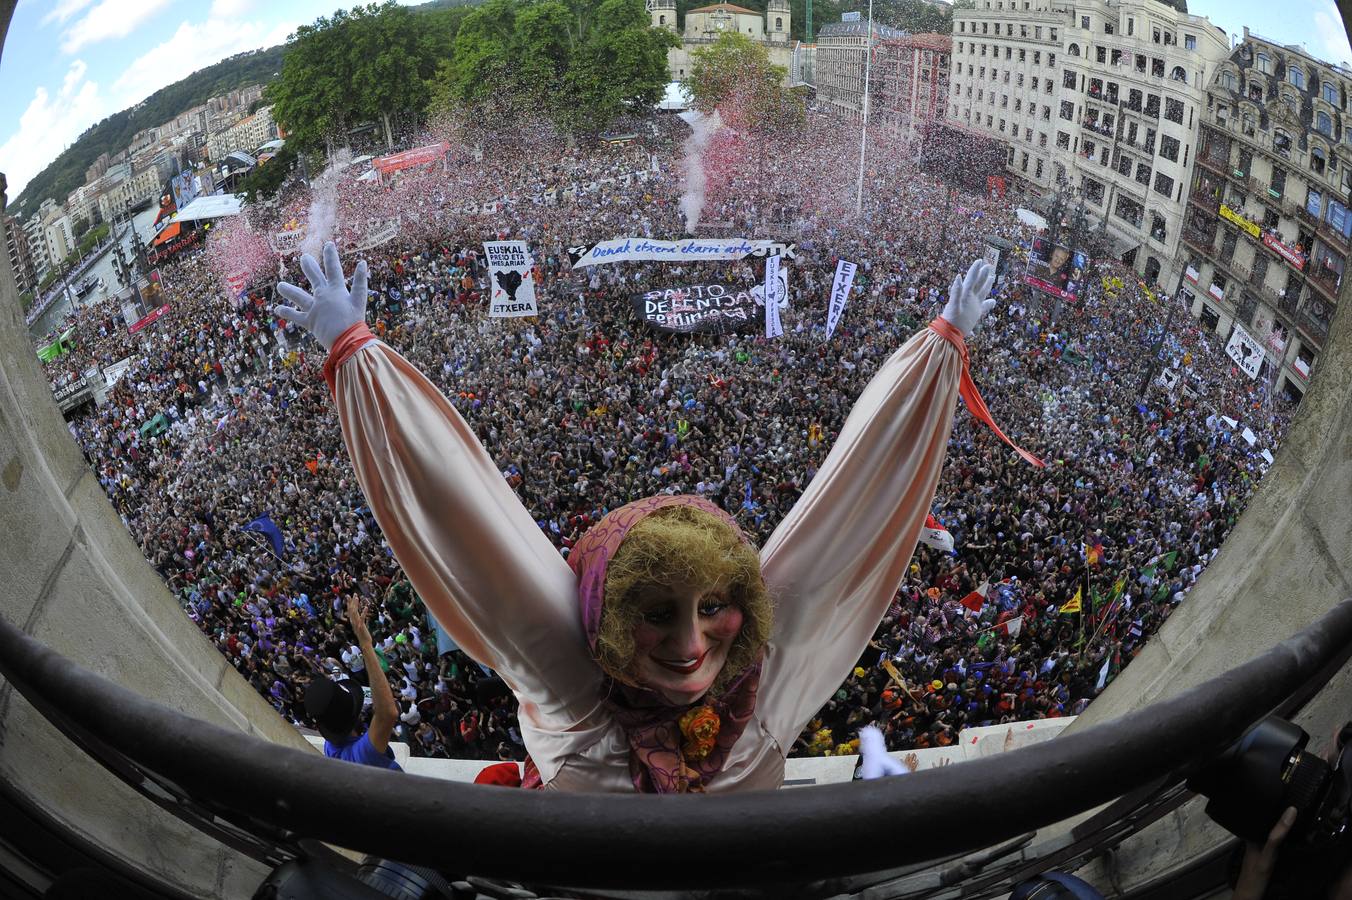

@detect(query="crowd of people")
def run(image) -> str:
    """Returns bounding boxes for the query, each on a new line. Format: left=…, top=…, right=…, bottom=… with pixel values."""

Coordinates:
left=36, top=109, right=1295, bottom=764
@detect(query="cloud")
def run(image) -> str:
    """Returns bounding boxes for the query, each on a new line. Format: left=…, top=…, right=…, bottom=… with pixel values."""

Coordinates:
left=40, top=0, right=95, bottom=27
left=110, top=17, right=296, bottom=108
left=1313, top=1, right=1352, bottom=66
left=209, top=0, right=258, bottom=18
left=61, top=0, right=175, bottom=54
left=0, top=60, right=107, bottom=202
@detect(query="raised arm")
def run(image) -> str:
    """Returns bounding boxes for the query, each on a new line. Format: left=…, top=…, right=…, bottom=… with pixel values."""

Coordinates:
left=276, top=244, right=602, bottom=734
left=755, top=260, right=995, bottom=749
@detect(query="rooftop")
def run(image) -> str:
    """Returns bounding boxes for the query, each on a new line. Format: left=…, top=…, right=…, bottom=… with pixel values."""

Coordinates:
left=688, top=3, right=761, bottom=15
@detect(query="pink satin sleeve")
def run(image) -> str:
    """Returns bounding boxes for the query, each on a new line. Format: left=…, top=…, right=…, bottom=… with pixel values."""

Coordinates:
left=756, top=326, right=963, bottom=749
left=329, top=341, right=604, bottom=735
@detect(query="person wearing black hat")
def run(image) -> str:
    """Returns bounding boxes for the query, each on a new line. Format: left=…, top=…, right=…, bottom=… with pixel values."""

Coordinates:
left=305, top=594, right=401, bottom=770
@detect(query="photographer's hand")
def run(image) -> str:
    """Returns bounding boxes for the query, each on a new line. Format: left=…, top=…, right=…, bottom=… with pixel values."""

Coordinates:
left=1233, top=806, right=1297, bottom=900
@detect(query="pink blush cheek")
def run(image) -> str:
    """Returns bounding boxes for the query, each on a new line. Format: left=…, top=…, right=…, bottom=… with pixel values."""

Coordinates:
left=631, top=623, right=665, bottom=655
left=708, top=607, right=744, bottom=641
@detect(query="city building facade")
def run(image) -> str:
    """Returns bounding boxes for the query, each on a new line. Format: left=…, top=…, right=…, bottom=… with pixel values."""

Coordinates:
left=875, top=33, right=952, bottom=145
left=41, top=209, right=75, bottom=265
left=1176, top=29, right=1351, bottom=400
left=22, top=211, right=51, bottom=280
left=4, top=215, right=38, bottom=295
left=652, top=1, right=795, bottom=83
left=206, top=105, right=277, bottom=162
left=815, top=19, right=907, bottom=121
left=948, top=0, right=1229, bottom=285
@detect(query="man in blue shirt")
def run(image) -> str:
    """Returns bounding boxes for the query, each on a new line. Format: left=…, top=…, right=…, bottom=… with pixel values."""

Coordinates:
left=305, top=594, right=401, bottom=771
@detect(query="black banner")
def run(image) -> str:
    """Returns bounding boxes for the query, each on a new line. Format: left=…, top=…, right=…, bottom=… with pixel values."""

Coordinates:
left=632, top=282, right=760, bottom=333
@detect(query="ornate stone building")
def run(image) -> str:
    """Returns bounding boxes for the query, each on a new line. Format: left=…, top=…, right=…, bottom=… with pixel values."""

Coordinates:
left=651, top=1, right=795, bottom=83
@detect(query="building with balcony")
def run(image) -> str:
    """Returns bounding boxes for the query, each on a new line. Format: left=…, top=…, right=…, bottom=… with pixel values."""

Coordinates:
left=814, top=19, right=907, bottom=121
left=22, top=211, right=50, bottom=280
left=1174, top=29, right=1352, bottom=401
left=4, top=215, right=38, bottom=295
left=947, top=0, right=1229, bottom=284
left=205, top=105, right=277, bottom=162
left=874, top=33, right=951, bottom=146
left=651, top=1, right=796, bottom=84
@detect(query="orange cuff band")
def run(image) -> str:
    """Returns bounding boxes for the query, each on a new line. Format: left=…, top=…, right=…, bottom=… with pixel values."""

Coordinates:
left=929, top=317, right=1045, bottom=468
left=322, top=322, right=376, bottom=397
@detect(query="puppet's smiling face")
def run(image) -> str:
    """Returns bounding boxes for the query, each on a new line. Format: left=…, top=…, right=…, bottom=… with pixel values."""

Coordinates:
left=630, top=580, right=744, bottom=705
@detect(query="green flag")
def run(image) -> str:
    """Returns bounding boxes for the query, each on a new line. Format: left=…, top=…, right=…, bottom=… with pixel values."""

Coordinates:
left=1159, top=550, right=1179, bottom=572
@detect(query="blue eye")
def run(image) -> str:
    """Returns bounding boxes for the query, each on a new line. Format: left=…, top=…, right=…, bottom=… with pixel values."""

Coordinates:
left=699, top=601, right=728, bottom=617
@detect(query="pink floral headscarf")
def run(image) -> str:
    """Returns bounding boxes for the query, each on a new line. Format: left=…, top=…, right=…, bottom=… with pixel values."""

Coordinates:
left=568, top=495, right=763, bottom=793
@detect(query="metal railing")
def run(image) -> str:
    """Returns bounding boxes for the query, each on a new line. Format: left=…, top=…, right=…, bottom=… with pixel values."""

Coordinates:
left=2, top=601, right=1352, bottom=894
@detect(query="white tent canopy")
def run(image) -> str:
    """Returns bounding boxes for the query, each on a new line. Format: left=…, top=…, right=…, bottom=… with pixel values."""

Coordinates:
left=1016, top=208, right=1048, bottom=229
left=659, top=81, right=691, bottom=111
left=172, top=194, right=244, bottom=222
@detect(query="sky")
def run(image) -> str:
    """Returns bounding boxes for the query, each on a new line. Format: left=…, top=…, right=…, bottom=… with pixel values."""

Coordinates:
left=0, top=0, right=1348, bottom=206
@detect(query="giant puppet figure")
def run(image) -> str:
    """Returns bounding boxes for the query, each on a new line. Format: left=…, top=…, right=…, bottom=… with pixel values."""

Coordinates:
left=276, top=243, right=1040, bottom=794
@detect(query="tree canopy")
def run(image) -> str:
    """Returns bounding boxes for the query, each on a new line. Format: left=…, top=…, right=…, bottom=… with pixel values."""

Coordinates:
left=428, top=0, right=675, bottom=133
left=684, top=31, right=802, bottom=133
left=268, top=2, right=461, bottom=151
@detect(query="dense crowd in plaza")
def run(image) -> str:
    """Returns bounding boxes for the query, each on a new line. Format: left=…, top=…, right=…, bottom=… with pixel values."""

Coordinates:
left=36, top=110, right=1294, bottom=763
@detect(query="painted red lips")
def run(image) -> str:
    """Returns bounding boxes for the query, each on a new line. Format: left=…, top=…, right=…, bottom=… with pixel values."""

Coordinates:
left=653, top=649, right=710, bottom=675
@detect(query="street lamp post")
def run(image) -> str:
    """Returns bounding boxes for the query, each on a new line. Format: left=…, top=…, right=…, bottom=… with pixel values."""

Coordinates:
left=854, top=0, right=874, bottom=219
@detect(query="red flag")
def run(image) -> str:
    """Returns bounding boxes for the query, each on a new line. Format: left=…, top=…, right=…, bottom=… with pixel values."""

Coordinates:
left=959, top=582, right=989, bottom=614
left=921, top=514, right=955, bottom=553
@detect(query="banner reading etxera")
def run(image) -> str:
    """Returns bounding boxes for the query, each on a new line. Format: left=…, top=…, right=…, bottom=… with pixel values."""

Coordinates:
left=632, top=283, right=760, bottom=333
left=570, top=237, right=795, bottom=268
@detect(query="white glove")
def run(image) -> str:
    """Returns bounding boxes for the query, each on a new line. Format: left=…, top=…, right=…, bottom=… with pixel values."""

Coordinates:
left=858, top=725, right=908, bottom=780
left=274, top=241, right=369, bottom=351
left=940, top=259, right=997, bottom=338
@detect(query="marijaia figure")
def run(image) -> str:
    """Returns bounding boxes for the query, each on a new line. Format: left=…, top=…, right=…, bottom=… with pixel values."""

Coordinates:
left=277, top=243, right=1038, bottom=793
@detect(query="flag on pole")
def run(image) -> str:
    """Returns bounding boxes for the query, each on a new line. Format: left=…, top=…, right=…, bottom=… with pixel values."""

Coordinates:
left=1096, top=655, right=1112, bottom=690
left=1061, top=585, right=1083, bottom=615
left=997, top=615, right=1023, bottom=638
left=243, top=513, right=286, bottom=559
left=959, top=583, right=989, bottom=614
left=920, top=514, right=955, bottom=553
left=764, top=254, right=784, bottom=339
left=1084, top=539, right=1104, bottom=567
left=1158, top=550, right=1179, bottom=572
left=825, top=259, right=858, bottom=337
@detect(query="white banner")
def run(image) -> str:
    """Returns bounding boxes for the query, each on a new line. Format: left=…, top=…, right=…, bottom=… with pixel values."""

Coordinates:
left=764, top=254, right=783, bottom=339
left=484, top=241, right=538, bottom=318
left=1225, top=323, right=1264, bottom=380
left=354, top=218, right=400, bottom=252
left=1157, top=368, right=1180, bottom=392
left=825, top=259, right=858, bottom=338
left=568, top=237, right=796, bottom=268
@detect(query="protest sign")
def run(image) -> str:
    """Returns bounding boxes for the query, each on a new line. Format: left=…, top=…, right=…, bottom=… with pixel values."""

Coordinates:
left=631, top=282, right=759, bottom=333
left=825, top=259, right=858, bottom=338
left=483, top=241, right=538, bottom=318
left=568, top=237, right=795, bottom=267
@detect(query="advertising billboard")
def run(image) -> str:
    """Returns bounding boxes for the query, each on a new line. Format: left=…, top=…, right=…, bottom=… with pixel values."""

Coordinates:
left=1023, top=236, right=1088, bottom=300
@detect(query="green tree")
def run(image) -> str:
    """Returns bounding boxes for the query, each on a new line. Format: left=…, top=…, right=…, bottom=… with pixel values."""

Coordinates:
left=268, top=8, right=358, bottom=152
left=72, top=217, right=91, bottom=240
left=684, top=31, right=791, bottom=118
left=565, top=0, right=678, bottom=133
left=347, top=2, right=447, bottom=148
left=238, top=146, right=298, bottom=202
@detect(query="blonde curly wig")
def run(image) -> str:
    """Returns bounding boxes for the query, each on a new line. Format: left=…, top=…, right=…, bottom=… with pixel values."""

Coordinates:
left=594, top=505, right=772, bottom=698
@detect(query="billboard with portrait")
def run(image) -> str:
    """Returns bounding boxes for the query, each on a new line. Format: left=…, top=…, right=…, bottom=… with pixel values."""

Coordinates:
left=1023, top=236, right=1088, bottom=301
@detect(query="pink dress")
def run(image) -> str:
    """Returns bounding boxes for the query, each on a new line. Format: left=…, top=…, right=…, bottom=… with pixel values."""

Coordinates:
left=328, top=326, right=963, bottom=791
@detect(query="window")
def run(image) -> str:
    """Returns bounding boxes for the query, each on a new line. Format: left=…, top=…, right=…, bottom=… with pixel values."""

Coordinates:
left=1152, top=27, right=1161, bottom=44
left=1097, top=46, right=1106, bottom=64
left=1257, top=54, right=1272, bottom=75
left=1145, top=94, right=1161, bottom=118
left=1104, top=21, right=1114, bottom=35
left=1021, top=151, right=1029, bottom=171
left=1069, top=43, right=1080, bottom=57
left=776, top=16, right=782, bottom=28
left=1050, top=28, right=1057, bottom=41
left=1034, top=51, right=1042, bottom=64
left=1038, top=132, right=1047, bottom=147
left=1185, top=34, right=1196, bottom=51
left=1165, top=97, right=1184, bottom=124
left=1127, top=88, right=1143, bottom=111
left=1000, top=118, right=1007, bottom=132
left=1117, top=154, right=1132, bottom=176
left=1270, top=168, right=1286, bottom=198
left=1084, top=178, right=1105, bottom=204
left=1274, top=130, right=1292, bottom=158
left=1019, top=48, right=1026, bottom=61
left=1081, top=15, right=1089, bottom=28
left=1289, top=66, right=1305, bottom=89
left=1313, top=147, right=1327, bottom=175
left=1324, top=82, right=1340, bottom=105
left=1171, top=66, right=1187, bottom=83
left=1317, top=112, right=1333, bottom=136
left=1035, top=158, right=1043, bottom=179
left=1111, top=48, right=1122, bottom=67
left=1064, top=69, right=1078, bottom=89
left=1056, top=131, right=1070, bottom=149
left=1220, top=70, right=1238, bottom=92
left=1152, top=58, right=1165, bottom=78
left=1059, top=100, right=1075, bottom=121
left=1115, top=194, right=1144, bottom=226
left=1127, top=18, right=1134, bottom=36
left=1242, top=112, right=1256, bottom=137
left=1150, top=214, right=1167, bottom=242
left=1136, top=161, right=1152, bottom=186
left=1154, top=172, right=1174, bottom=196
left=1160, top=134, right=1180, bottom=161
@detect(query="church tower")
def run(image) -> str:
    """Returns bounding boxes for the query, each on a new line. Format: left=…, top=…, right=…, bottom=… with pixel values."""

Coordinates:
left=649, top=0, right=677, bottom=31
left=767, top=0, right=790, bottom=42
